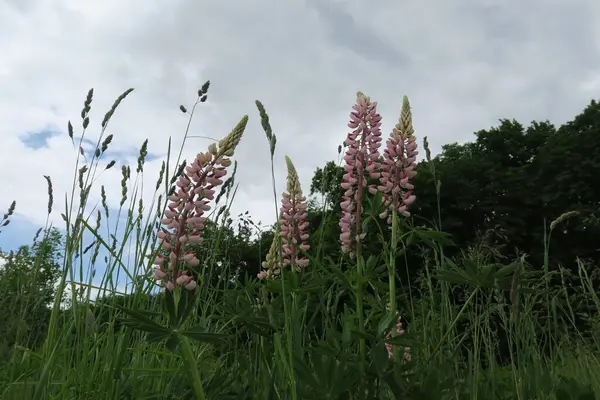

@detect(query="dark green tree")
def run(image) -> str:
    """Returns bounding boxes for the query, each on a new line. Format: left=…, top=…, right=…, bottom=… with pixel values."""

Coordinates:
left=534, top=100, right=600, bottom=268
left=0, top=228, right=63, bottom=357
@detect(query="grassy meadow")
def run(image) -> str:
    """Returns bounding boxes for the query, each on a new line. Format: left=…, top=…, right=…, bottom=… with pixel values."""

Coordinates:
left=0, top=85, right=598, bottom=400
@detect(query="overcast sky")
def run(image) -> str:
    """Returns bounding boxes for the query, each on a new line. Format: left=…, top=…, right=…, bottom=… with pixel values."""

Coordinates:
left=1, top=0, right=600, bottom=255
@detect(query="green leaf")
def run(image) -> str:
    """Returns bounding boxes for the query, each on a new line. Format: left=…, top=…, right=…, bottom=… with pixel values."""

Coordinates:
left=383, top=334, right=420, bottom=348
left=381, top=370, right=404, bottom=397
left=265, top=276, right=295, bottom=293
left=164, top=288, right=177, bottom=326
left=120, top=318, right=154, bottom=331
left=331, top=266, right=353, bottom=289
left=234, top=316, right=277, bottom=337
left=296, top=283, right=328, bottom=293
left=114, top=305, right=170, bottom=334
left=176, top=288, right=195, bottom=328
left=361, top=215, right=374, bottom=233
left=478, top=264, right=496, bottom=288
left=520, top=287, right=537, bottom=294
left=179, top=325, right=229, bottom=345
left=372, top=341, right=389, bottom=373
left=135, top=309, right=163, bottom=318
left=350, top=330, right=374, bottom=341
left=433, top=270, right=472, bottom=285
left=443, top=256, right=459, bottom=269
left=146, top=330, right=172, bottom=344
left=414, top=228, right=456, bottom=247
left=316, top=337, right=340, bottom=358
left=166, top=334, right=180, bottom=352
left=365, top=255, right=379, bottom=273
left=282, top=269, right=299, bottom=291
left=371, top=280, right=389, bottom=292
left=377, top=312, right=398, bottom=338
left=463, top=259, right=479, bottom=280
left=405, top=231, right=415, bottom=246
left=341, top=316, right=353, bottom=345
left=369, top=190, right=384, bottom=210
left=494, top=262, right=518, bottom=279
left=292, top=354, right=320, bottom=390
left=264, top=279, right=283, bottom=293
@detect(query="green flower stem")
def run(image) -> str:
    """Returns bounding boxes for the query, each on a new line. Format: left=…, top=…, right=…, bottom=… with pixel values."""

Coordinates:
left=178, top=333, right=206, bottom=400
left=389, top=210, right=398, bottom=316
left=356, top=251, right=366, bottom=367
left=389, top=210, right=398, bottom=358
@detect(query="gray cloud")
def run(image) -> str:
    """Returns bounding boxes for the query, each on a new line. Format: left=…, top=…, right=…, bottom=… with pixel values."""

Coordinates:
left=306, top=0, right=411, bottom=66
left=1, top=0, right=600, bottom=237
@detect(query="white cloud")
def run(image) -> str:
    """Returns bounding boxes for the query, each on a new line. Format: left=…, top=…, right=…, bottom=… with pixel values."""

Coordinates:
left=1, top=0, right=600, bottom=251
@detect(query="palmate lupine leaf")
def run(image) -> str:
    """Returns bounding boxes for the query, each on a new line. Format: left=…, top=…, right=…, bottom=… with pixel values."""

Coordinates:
left=113, top=304, right=170, bottom=334
left=179, top=326, right=229, bottom=345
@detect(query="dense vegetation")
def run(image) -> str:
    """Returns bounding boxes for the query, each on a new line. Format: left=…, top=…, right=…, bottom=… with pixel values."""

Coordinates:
left=0, top=85, right=599, bottom=399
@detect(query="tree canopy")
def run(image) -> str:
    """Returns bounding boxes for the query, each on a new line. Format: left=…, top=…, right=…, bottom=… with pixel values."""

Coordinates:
left=308, top=101, right=600, bottom=277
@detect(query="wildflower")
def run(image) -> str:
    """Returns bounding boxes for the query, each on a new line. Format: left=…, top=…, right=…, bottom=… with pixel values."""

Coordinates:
left=258, top=156, right=310, bottom=279
left=258, top=221, right=282, bottom=279
left=280, top=156, right=310, bottom=271
left=153, top=116, right=248, bottom=292
left=257, top=270, right=269, bottom=280
left=378, top=96, right=418, bottom=223
left=384, top=305, right=412, bottom=361
left=384, top=317, right=412, bottom=361
left=339, top=92, right=382, bottom=253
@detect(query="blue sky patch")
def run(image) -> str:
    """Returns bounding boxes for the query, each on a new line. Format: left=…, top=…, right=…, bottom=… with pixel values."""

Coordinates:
left=19, top=128, right=61, bottom=150
left=0, top=210, right=148, bottom=300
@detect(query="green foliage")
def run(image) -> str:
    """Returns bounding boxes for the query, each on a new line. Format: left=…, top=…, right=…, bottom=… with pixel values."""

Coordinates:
left=309, top=110, right=600, bottom=279
left=0, top=228, right=62, bottom=359
left=310, top=160, right=345, bottom=210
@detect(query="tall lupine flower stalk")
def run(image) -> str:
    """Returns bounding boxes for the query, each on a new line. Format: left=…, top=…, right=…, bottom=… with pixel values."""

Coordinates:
left=379, top=96, right=418, bottom=352
left=280, top=156, right=310, bottom=271
left=339, top=92, right=383, bottom=254
left=339, top=91, right=383, bottom=367
left=258, top=220, right=282, bottom=280
left=379, top=95, right=418, bottom=223
left=153, top=116, right=248, bottom=293
left=257, top=156, right=310, bottom=279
